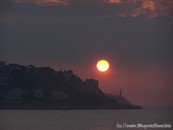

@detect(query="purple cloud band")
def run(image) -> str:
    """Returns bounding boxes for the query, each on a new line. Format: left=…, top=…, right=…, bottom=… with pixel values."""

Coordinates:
left=2, top=0, right=173, bottom=18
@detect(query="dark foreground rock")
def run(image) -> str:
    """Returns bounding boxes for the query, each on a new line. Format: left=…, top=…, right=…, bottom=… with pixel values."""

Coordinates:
left=0, top=61, right=142, bottom=109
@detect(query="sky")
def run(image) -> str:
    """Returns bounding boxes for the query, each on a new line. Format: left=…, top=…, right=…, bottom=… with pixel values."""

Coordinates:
left=0, top=0, right=173, bottom=106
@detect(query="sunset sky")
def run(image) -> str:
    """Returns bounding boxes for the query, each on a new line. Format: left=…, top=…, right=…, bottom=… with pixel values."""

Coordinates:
left=0, top=0, right=173, bottom=106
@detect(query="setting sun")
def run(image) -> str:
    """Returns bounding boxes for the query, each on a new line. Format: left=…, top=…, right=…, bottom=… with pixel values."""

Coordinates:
left=96, top=60, right=110, bottom=72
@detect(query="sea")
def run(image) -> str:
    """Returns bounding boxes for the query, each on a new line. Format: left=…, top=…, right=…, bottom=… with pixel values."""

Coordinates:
left=0, top=108, right=173, bottom=130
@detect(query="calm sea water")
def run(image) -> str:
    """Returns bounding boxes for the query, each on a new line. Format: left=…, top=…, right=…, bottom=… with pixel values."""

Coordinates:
left=0, top=109, right=172, bottom=130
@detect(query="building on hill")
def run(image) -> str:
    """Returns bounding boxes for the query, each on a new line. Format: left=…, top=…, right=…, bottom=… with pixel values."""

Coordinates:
left=62, top=70, right=74, bottom=82
left=83, top=79, right=99, bottom=92
left=0, top=61, right=5, bottom=68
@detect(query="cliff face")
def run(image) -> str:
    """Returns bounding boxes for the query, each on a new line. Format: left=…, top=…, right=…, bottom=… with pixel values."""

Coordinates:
left=0, top=62, right=141, bottom=109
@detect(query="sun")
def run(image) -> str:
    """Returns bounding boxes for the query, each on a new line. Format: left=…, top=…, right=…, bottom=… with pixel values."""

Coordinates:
left=96, top=60, right=110, bottom=72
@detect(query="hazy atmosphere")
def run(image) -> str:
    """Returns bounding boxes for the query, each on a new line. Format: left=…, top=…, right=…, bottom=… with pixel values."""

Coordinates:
left=1, top=0, right=173, bottom=106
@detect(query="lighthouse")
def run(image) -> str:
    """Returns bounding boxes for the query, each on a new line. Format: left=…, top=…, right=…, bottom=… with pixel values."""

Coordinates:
left=120, top=89, right=122, bottom=97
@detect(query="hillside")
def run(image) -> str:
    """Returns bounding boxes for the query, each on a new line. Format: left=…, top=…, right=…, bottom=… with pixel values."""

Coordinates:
left=0, top=61, right=141, bottom=109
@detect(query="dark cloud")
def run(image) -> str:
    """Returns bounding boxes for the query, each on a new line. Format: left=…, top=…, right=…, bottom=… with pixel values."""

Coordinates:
left=1, top=4, right=173, bottom=64
left=1, top=0, right=173, bottom=18
left=107, top=0, right=173, bottom=18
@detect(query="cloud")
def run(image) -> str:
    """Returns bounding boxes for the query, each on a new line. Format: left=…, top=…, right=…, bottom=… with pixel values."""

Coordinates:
left=2, top=0, right=68, bottom=6
left=1, top=0, right=173, bottom=18
left=16, top=0, right=69, bottom=5
left=0, top=14, right=13, bottom=24
left=105, top=0, right=173, bottom=18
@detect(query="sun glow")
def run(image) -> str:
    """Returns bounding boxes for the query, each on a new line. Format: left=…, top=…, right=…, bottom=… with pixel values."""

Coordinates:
left=96, top=60, right=110, bottom=72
